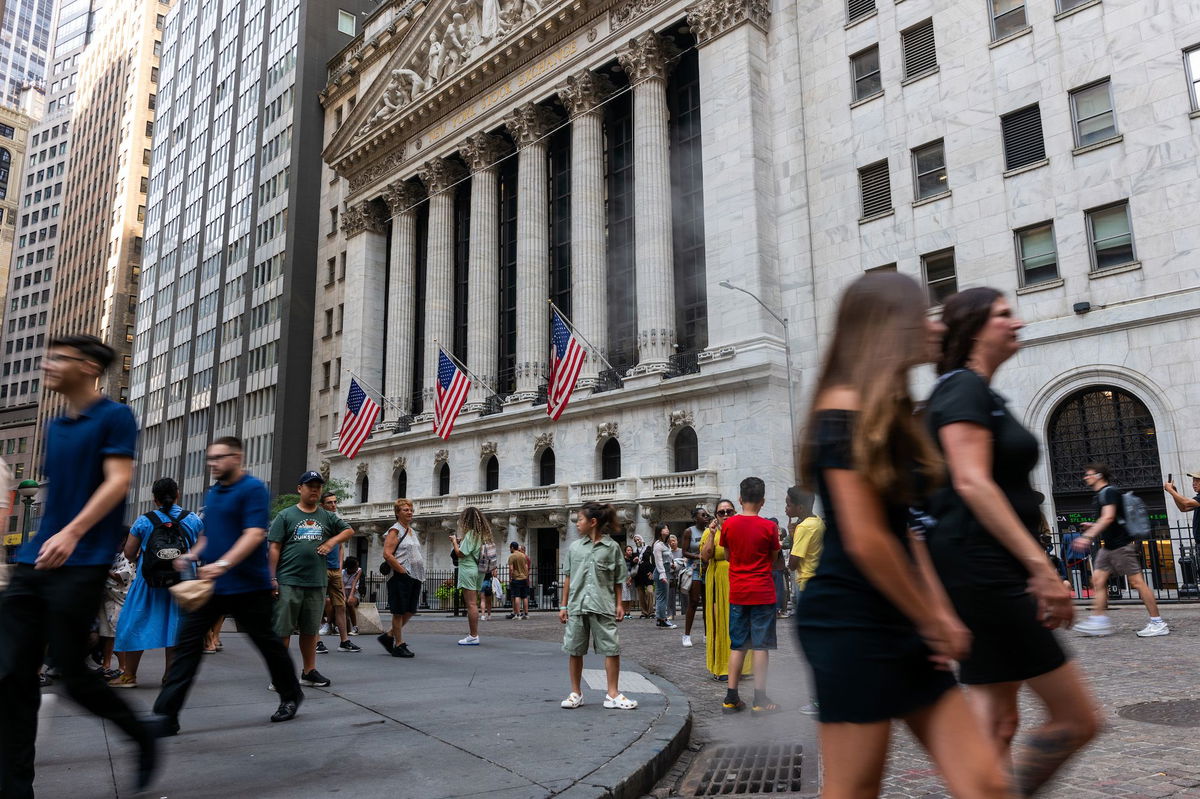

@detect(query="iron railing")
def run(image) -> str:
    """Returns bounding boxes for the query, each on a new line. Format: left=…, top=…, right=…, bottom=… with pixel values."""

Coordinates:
left=1049, top=522, right=1200, bottom=603
left=592, top=367, right=625, bottom=394
left=666, top=350, right=701, bottom=378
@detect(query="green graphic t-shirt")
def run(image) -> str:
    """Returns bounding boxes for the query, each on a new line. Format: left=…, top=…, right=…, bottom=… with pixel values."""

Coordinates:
left=269, top=505, right=349, bottom=588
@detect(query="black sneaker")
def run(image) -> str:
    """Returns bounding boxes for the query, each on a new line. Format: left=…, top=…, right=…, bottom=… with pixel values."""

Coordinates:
left=338, top=640, right=362, bottom=653
left=391, top=642, right=414, bottom=658
left=315, top=641, right=328, bottom=654
left=377, top=633, right=395, bottom=654
left=656, top=620, right=678, bottom=629
left=270, top=693, right=303, bottom=723
left=505, top=613, right=516, bottom=620
left=300, top=669, right=331, bottom=687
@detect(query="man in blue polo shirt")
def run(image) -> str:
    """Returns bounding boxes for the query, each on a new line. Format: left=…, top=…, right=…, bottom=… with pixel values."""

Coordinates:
left=0, top=334, right=159, bottom=798
left=154, top=435, right=303, bottom=732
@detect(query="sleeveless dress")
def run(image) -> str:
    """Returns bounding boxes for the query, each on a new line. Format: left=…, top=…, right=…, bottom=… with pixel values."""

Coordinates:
left=701, top=528, right=753, bottom=679
left=795, top=410, right=955, bottom=723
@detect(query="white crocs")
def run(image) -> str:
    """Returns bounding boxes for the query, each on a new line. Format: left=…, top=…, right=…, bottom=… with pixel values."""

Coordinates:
left=560, top=692, right=584, bottom=709
left=603, top=693, right=638, bottom=710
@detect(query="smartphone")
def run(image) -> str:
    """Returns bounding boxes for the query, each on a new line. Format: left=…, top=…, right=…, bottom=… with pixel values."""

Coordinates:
left=1168, top=473, right=1173, bottom=484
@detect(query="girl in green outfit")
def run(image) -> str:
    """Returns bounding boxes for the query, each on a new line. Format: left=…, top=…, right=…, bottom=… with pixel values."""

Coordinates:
left=450, top=506, right=493, bottom=646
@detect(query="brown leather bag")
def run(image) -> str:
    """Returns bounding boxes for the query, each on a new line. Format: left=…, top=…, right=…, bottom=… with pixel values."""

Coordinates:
left=169, top=578, right=214, bottom=612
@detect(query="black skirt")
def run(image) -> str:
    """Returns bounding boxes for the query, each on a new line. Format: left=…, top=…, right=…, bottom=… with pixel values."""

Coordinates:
left=948, top=585, right=1068, bottom=685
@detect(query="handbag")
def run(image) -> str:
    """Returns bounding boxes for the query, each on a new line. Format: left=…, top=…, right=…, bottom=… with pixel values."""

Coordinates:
left=169, top=578, right=214, bottom=612
left=380, top=526, right=411, bottom=575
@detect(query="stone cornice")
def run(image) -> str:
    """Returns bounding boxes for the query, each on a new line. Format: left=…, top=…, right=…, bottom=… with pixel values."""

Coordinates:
left=616, top=30, right=679, bottom=83
left=459, top=131, right=512, bottom=172
left=685, top=0, right=769, bottom=44
left=340, top=199, right=388, bottom=237
left=503, top=102, right=562, bottom=148
left=557, top=69, right=616, bottom=117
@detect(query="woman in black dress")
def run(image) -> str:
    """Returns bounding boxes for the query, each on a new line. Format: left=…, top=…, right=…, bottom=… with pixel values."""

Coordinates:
left=926, top=288, right=1097, bottom=795
left=796, top=273, right=1010, bottom=799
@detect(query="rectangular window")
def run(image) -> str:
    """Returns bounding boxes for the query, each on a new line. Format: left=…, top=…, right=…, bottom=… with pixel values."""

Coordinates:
left=1001, top=104, right=1045, bottom=170
left=858, top=160, right=892, bottom=219
left=847, top=0, right=875, bottom=23
left=1070, top=79, right=1118, bottom=147
left=901, top=19, right=937, bottom=80
left=1086, top=201, right=1135, bottom=271
left=329, top=207, right=338, bottom=235
left=1015, top=223, right=1058, bottom=286
left=337, top=10, right=356, bottom=35
left=990, top=0, right=1027, bottom=40
left=912, top=140, right=948, bottom=200
left=1057, top=0, right=1093, bottom=10
left=922, top=248, right=957, bottom=305
left=851, top=46, right=882, bottom=102
left=1185, top=46, right=1200, bottom=112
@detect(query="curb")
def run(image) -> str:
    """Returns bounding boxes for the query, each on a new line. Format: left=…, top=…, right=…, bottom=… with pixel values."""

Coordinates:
left=554, top=672, right=693, bottom=799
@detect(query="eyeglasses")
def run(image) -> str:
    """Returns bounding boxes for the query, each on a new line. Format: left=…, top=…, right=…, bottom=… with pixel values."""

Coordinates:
left=45, top=353, right=90, bottom=364
left=716, top=509, right=735, bottom=517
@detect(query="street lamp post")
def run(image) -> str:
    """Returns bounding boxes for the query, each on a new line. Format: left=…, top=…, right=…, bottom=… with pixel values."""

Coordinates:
left=17, top=479, right=39, bottom=546
left=718, top=281, right=799, bottom=482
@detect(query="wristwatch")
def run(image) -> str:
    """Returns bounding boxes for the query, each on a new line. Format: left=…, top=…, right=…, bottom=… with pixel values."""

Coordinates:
left=214, top=559, right=232, bottom=570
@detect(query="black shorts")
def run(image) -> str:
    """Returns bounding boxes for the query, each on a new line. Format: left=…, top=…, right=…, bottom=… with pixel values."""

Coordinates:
left=387, top=574, right=422, bottom=616
left=949, top=584, right=1068, bottom=685
left=508, top=578, right=529, bottom=599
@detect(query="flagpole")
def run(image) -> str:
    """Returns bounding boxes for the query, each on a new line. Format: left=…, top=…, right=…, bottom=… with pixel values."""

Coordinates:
left=546, top=299, right=618, bottom=373
left=344, top=369, right=405, bottom=416
left=433, top=342, right=505, bottom=401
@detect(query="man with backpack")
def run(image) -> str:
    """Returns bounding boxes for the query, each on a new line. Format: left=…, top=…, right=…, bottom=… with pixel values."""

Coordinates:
left=1071, top=462, right=1168, bottom=637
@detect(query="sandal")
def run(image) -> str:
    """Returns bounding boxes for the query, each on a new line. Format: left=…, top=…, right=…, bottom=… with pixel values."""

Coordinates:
left=604, top=693, right=638, bottom=710
left=752, top=700, right=781, bottom=716
left=202, top=648, right=217, bottom=655
left=560, top=692, right=584, bottom=709
left=722, top=698, right=746, bottom=714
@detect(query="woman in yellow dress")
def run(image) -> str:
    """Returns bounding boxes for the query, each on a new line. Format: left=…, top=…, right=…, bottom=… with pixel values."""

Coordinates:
left=700, top=499, right=753, bottom=680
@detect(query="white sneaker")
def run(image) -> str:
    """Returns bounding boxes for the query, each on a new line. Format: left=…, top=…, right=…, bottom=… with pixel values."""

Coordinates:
left=1136, top=620, right=1170, bottom=637
left=681, top=634, right=693, bottom=647
left=1074, top=616, right=1114, bottom=637
left=458, top=635, right=480, bottom=646
left=799, top=702, right=819, bottom=716
left=349, top=626, right=359, bottom=636
left=318, top=623, right=331, bottom=636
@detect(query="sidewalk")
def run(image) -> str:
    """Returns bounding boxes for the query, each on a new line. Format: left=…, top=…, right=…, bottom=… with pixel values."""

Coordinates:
left=32, top=632, right=691, bottom=799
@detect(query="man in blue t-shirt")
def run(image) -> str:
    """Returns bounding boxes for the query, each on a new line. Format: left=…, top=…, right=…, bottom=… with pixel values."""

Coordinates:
left=0, top=334, right=160, bottom=796
left=154, top=436, right=304, bottom=732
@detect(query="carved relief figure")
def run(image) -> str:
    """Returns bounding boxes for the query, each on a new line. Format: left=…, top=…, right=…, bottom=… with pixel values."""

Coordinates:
left=442, top=13, right=476, bottom=75
left=479, top=0, right=502, bottom=41
left=520, top=0, right=542, bottom=22
left=425, top=31, right=445, bottom=86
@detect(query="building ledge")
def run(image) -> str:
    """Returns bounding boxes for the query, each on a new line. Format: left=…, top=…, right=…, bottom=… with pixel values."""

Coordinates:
left=1072, top=134, right=1123, bottom=157
left=913, top=190, right=951, bottom=208
left=901, top=67, right=939, bottom=87
left=1055, top=0, right=1101, bottom=22
left=859, top=209, right=895, bottom=225
left=844, top=10, right=878, bottom=30
left=988, top=26, right=1032, bottom=49
left=1088, top=261, right=1141, bottom=279
left=850, top=91, right=884, bottom=109
left=1189, top=109, right=1200, bottom=120
left=1003, top=158, right=1049, bottom=178
left=1016, top=277, right=1064, bottom=295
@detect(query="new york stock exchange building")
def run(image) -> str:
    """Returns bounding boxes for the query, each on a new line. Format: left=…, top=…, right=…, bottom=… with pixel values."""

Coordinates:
left=310, top=0, right=1200, bottom=589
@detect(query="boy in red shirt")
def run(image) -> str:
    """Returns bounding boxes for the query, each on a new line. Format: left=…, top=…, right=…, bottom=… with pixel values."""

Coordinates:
left=719, top=476, right=781, bottom=715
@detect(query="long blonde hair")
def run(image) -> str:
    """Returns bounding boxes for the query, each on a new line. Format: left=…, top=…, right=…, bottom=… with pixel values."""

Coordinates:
left=800, top=272, right=942, bottom=501
left=458, top=506, right=493, bottom=544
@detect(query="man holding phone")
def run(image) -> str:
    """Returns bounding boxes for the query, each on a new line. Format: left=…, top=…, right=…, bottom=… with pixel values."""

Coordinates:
left=1164, top=472, right=1200, bottom=551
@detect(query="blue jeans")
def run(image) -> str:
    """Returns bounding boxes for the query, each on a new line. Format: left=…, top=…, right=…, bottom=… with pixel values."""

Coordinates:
left=654, top=576, right=670, bottom=620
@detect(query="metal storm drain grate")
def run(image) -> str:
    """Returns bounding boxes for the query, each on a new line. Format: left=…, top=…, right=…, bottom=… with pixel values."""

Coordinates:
left=685, top=744, right=803, bottom=796
left=1118, top=699, right=1200, bottom=728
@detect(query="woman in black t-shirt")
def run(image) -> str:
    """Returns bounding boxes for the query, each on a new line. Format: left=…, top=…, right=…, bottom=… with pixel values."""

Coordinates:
left=927, top=287, right=1097, bottom=793
left=796, top=273, right=1010, bottom=799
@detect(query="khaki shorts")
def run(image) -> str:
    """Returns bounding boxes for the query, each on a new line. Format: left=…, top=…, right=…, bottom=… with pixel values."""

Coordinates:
left=1094, top=542, right=1141, bottom=577
left=562, top=612, right=620, bottom=657
left=326, top=569, right=345, bottom=607
left=274, top=584, right=325, bottom=637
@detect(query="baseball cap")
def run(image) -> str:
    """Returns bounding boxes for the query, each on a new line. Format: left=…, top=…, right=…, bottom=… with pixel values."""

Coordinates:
left=298, top=470, right=326, bottom=486
left=509, top=541, right=519, bottom=550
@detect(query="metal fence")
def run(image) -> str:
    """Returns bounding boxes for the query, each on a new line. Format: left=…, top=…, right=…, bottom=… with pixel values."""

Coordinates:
left=360, top=567, right=570, bottom=614
left=1049, top=522, right=1199, bottom=603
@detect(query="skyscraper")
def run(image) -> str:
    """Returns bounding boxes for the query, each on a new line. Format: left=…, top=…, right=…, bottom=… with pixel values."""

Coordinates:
left=127, top=0, right=374, bottom=510
left=0, top=0, right=54, bottom=106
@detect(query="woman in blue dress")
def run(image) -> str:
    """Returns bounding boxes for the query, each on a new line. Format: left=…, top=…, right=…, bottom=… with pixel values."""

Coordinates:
left=112, top=478, right=204, bottom=688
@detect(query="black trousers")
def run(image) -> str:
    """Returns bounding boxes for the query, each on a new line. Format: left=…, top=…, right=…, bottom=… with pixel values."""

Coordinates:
left=0, top=563, right=149, bottom=799
left=154, top=589, right=301, bottom=724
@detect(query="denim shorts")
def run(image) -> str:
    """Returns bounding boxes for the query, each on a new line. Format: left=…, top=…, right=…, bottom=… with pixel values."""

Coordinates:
left=729, top=603, right=778, bottom=651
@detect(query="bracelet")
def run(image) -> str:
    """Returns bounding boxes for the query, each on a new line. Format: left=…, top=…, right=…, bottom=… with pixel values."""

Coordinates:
left=559, top=605, right=568, bottom=610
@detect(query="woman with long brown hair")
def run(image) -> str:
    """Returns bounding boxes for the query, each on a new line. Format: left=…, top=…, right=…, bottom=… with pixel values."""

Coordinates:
left=450, top=506, right=493, bottom=646
left=926, top=287, right=1096, bottom=793
left=795, top=272, right=1011, bottom=799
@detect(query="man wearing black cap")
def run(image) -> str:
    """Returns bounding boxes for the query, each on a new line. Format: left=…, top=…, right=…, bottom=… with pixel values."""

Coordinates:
left=1165, top=472, right=1200, bottom=550
left=268, top=472, right=354, bottom=687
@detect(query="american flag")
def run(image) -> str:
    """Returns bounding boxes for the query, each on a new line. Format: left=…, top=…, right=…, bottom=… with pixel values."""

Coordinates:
left=434, top=349, right=471, bottom=440
left=547, top=309, right=586, bottom=420
left=337, top=379, right=381, bottom=459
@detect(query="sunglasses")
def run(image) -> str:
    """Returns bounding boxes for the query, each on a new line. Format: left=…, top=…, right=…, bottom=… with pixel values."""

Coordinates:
left=716, top=509, right=735, bottom=517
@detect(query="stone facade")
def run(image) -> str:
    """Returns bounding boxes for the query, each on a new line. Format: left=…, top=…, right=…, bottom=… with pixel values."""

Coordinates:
left=312, top=0, right=1200, bottom=575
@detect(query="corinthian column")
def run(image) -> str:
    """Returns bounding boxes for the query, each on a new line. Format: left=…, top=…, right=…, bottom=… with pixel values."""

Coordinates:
left=618, top=32, right=679, bottom=375
left=558, top=71, right=615, bottom=387
left=459, top=131, right=512, bottom=407
left=418, top=158, right=467, bottom=415
left=504, top=102, right=561, bottom=400
left=340, top=199, right=388, bottom=404
left=381, top=180, right=425, bottom=417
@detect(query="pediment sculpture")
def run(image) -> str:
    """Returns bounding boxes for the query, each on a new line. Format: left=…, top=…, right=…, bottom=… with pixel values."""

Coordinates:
left=359, top=0, right=550, bottom=136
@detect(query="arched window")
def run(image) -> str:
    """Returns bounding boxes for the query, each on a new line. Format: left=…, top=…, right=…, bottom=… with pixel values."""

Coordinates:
left=673, top=426, right=698, bottom=472
left=539, top=448, right=555, bottom=486
left=437, top=462, right=451, bottom=496
left=484, top=455, right=499, bottom=491
left=358, top=475, right=369, bottom=503
left=395, top=469, right=407, bottom=498
left=601, top=438, right=621, bottom=480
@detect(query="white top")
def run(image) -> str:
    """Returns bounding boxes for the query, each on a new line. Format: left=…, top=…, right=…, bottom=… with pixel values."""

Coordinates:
left=389, top=523, right=425, bottom=582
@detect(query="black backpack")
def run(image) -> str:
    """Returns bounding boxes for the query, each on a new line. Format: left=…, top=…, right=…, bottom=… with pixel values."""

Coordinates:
left=141, top=508, right=190, bottom=588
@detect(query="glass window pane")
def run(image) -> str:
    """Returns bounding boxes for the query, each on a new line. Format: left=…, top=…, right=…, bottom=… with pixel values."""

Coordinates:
left=992, top=1, right=1027, bottom=39
left=856, top=72, right=882, bottom=98
left=926, top=254, right=955, bottom=282
left=853, top=48, right=879, bottom=80
left=1077, top=112, right=1116, bottom=145
left=1020, top=226, right=1055, bottom=261
left=1073, top=83, right=1112, bottom=118
left=915, top=146, right=944, bottom=174
left=1091, top=206, right=1129, bottom=240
